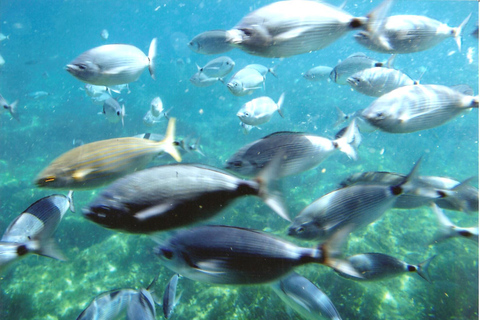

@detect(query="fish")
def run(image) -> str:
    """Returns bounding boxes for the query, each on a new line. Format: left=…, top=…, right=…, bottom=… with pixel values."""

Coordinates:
left=0, top=33, right=9, bottom=42
left=335, top=253, right=436, bottom=282
left=150, top=96, right=164, bottom=118
left=100, top=29, right=109, bottom=40
left=197, top=56, right=235, bottom=78
left=303, top=66, right=333, bottom=82
left=76, top=289, right=138, bottom=320
left=361, top=84, right=479, bottom=133
left=0, top=94, right=19, bottom=121
left=225, top=119, right=360, bottom=178
left=155, top=225, right=357, bottom=284
left=346, top=67, right=417, bottom=97
left=126, top=277, right=158, bottom=320
left=0, top=54, right=5, bottom=68
left=237, top=93, right=285, bottom=127
left=287, top=159, right=441, bottom=241
left=83, top=84, right=109, bottom=98
left=239, top=122, right=258, bottom=135
left=163, top=274, right=181, bottom=319
left=355, top=14, right=472, bottom=53
left=35, top=118, right=181, bottom=190
left=226, top=68, right=265, bottom=96
left=83, top=155, right=289, bottom=233
left=107, top=84, right=130, bottom=94
left=66, top=38, right=157, bottom=86
left=26, top=91, right=52, bottom=99
left=431, top=204, right=479, bottom=244
left=188, top=30, right=233, bottom=55
left=339, top=171, right=479, bottom=213
left=225, top=0, right=393, bottom=57
left=101, top=97, right=125, bottom=125
left=190, top=71, right=224, bottom=87
left=270, top=272, right=342, bottom=320
left=0, top=192, right=73, bottom=272
left=329, top=52, right=386, bottom=85
left=244, top=64, right=278, bottom=78
left=134, top=133, right=203, bottom=157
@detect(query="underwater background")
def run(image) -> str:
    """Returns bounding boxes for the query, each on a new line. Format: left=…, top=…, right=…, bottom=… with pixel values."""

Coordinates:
left=0, top=0, right=478, bottom=319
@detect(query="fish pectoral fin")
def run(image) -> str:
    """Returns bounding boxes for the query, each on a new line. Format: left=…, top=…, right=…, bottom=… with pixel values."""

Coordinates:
left=103, top=66, right=133, bottom=75
left=285, top=292, right=313, bottom=313
left=195, top=260, right=227, bottom=274
left=71, top=168, right=97, bottom=180
left=134, top=202, right=176, bottom=221
left=275, top=26, right=313, bottom=41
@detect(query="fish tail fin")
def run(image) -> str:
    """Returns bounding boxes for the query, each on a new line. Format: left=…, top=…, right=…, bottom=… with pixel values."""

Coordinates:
left=277, top=92, right=285, bottom=118
left=269, top=65, right=278, bottom=78
left=430, top=203, right=458, bottom=244
left=37, top=238, right=67, bottom=261
left=472, top=96, right=479, bottom=108
left=334, top=106, right=348, bottom=128
left=454, top=13, right=472, bottom=52
left=415, top=255, right=436, bottom=283
left=255, top=151, right=289, bottom=221
left=361, top=0, right=394, bottom=50
left=160, top=118, right=182, bottom=162
left=148, top=38, right=158, bottom=80
left=67, top=190, right=75, bottom=213
left=8, top=100, right=20, bottom=122
left=333, top=119, right=361, bottom=161
left=438, top=177, right=477, bottom=213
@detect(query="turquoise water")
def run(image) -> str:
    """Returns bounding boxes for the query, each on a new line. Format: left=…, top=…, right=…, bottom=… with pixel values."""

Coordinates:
left=0, top=0, right=478, bottom=319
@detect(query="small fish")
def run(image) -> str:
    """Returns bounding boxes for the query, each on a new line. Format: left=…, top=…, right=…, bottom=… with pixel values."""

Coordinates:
left=355, top=14, right=471, bottom=53
left=66, top=38, right=157, bottom=86
left=83, top=155, right=289, bottom=233
left=100, top=29, right=109, bottom=40
left=271, top=272, right=342, bottom=320
left=226, top=68, right=265, bottom=96
left=225, top=0, right=393, bottom=57
left=150, top=96, right=164, bottom=118
left=163, top=274, right=181, bottom=319
left=335, top=253, right=436, bottom=282
left=0, top=54, right=5, bottom=67
left=83, top=84, right=109, bottom=98
left=431, top=204, right=479, bottom=244
left=190, top=71, right=224, bottom=87
left=303, top=66, right=333, bottom=82
left=361, top=84, right=479, bottom=133
left=197, top=56, right=235, bottom=78
left=26, top=91, right=52, bottom=99
left=347, top=67, right=416, bottom=97
left=0, top=94, right=19, bottom=121
left=329, top=52, right=386, bottom=85
left=77, top=289, right=138, bottom=320
left=0, top=33, right=9, bottom=42
left=244, top=64, right=278, bottom=78
left=239, top=121, right=259, bottom=135
left=188, top=30, right=233, bottom=55
left=155, top=225, right=357, bottom=284
left=237, top=93, right=285, bottom=127
left=101, top=97, right=125, bottom=125
left=126, top=277, right=158, bottom=320
left=107, top=84, right=130, bottom=94
left=226, top=119, right=360, bottom=178
left=35, top=118, right=181, bottom=189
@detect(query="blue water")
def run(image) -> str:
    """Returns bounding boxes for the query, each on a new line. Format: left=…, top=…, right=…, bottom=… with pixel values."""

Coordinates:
left=0, top=1, right=478, bottom=319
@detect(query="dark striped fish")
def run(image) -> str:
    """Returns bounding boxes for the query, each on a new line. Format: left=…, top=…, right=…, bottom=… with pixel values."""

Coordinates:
left=163, top=274, right=180, bottom=319
left=35, top=118, right=181, bottom=189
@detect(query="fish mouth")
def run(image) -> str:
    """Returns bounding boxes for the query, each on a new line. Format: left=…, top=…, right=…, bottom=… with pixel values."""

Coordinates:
left=346, top=78, right=357, bottom=86
left=65, top=64, right=76, bottom=74
left=226, top=83, right=234, bottom=89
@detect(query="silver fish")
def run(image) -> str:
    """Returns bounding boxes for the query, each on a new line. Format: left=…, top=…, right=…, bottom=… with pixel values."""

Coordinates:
left=227, top=68, right=265, bottom=96
left=26, top=91, right=52, bottom=99
left=77, top=289, right=137, bottom=320
left=100, top=29, right=109, bottom=40
left=225, top=119, right=360, bottom=178
left=244, top=64, right=278, bottom=78
left=108, top=84, right=130, bottom=94
left=188, top=30, right=233, bottom=55
left=0, top=94, right=19, bottom=121
left=0, top=33, right=9, bottom=42
left=163, top=274, right=180, bottom=319
left=155, top=225, right=357, bottom=284
left=126, top=287, right=157, bottom=320
left=101, top=97, right=125, bottom=125
left=271, top=272, right=342, bottom=320
left=303, top=66, right=333, bottom=82
left=361, top=84, right=479, bottom=133
left=0, top=54, right=5, bottom=68
left=355, top=14, right=471, bottom=53
left=197, top=56, right=235, bottom=78
left=83, top=159, right=289, bottom=234
left=237, top=93, right=285, bottom=127
left=335, top=253, right=436, bottom=282
left=190, top=71, right=224, bottom=87
left=83, top=84, right=109, bottom=98
left=150, top=96, right=164, bottom=118
left=431, top=204, right=479, bottom=244
left=329, top=52, right=385, bottom=85
left=347, top=67, right=416, bottom=97
left=66, top=38, right=157, bottom=86
left=225, top=0, right=393, bottom=58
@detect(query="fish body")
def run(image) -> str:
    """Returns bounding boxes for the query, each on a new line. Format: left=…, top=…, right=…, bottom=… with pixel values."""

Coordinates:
left=101, top=98, right=125, bottom=125
left=188, top=30, right=232, bottom=55
left=237, top=93, right=284, bottom=126
left=155, top=225, right=351, bottom=284
left=76, top=289, right=137, bottom=320
left=335, top=253, right=435, bottom=282
left=35, top=118, right=181, bottom=190
left=198, top=56, right=235, bottom=78
left=303, top=66, right=333, bottom=81
left=66, top=39, right=157, bottom=86
left=190, top=71, right=223, bottom=87
left=100, top=29, right=109, bottom=40
left=150, top=96, right=164, bottom=117
left=227, top=68, right=265, bottom=96
left=355, top=14, right=471, bottom=53
left=361, top=84, right=479, bottom=133
left=83, top=161, right=288, bottom=234
left=163, top=274, right=180, bottom=319
left=330, top=52, right=384, bottom=85
left=226, top=120, right=360, bottom=177
left=271, top=272, right=342, bottom=320
left=126, top=288, right=156, bottom=320
left=0, top=94, right=19, bottom=121
left=347, top=67, right=415, bottom=97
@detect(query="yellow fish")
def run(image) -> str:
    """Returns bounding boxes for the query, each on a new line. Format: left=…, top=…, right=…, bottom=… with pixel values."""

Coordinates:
left=35, top=118, right=181, bottom=190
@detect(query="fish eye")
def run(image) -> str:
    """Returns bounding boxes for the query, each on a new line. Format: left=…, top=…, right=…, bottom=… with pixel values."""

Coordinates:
left=233, top=160, right=243, bottom=167
left=16, top=244, right=29, bottom=256
left=44, top=176, right=56, bottom=183
left=161, top=248, right=174, bottom=259
left=240, top=28, right=253, bottom=37
left=77, top=64, right=87, bottom=70
left=244, top=112, right=249, bottom=116
left=296, top=227, right=305, bottom=233
left=116, top=111, right=121, bottom=116
left=376, top=112, right=385, bottom=119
